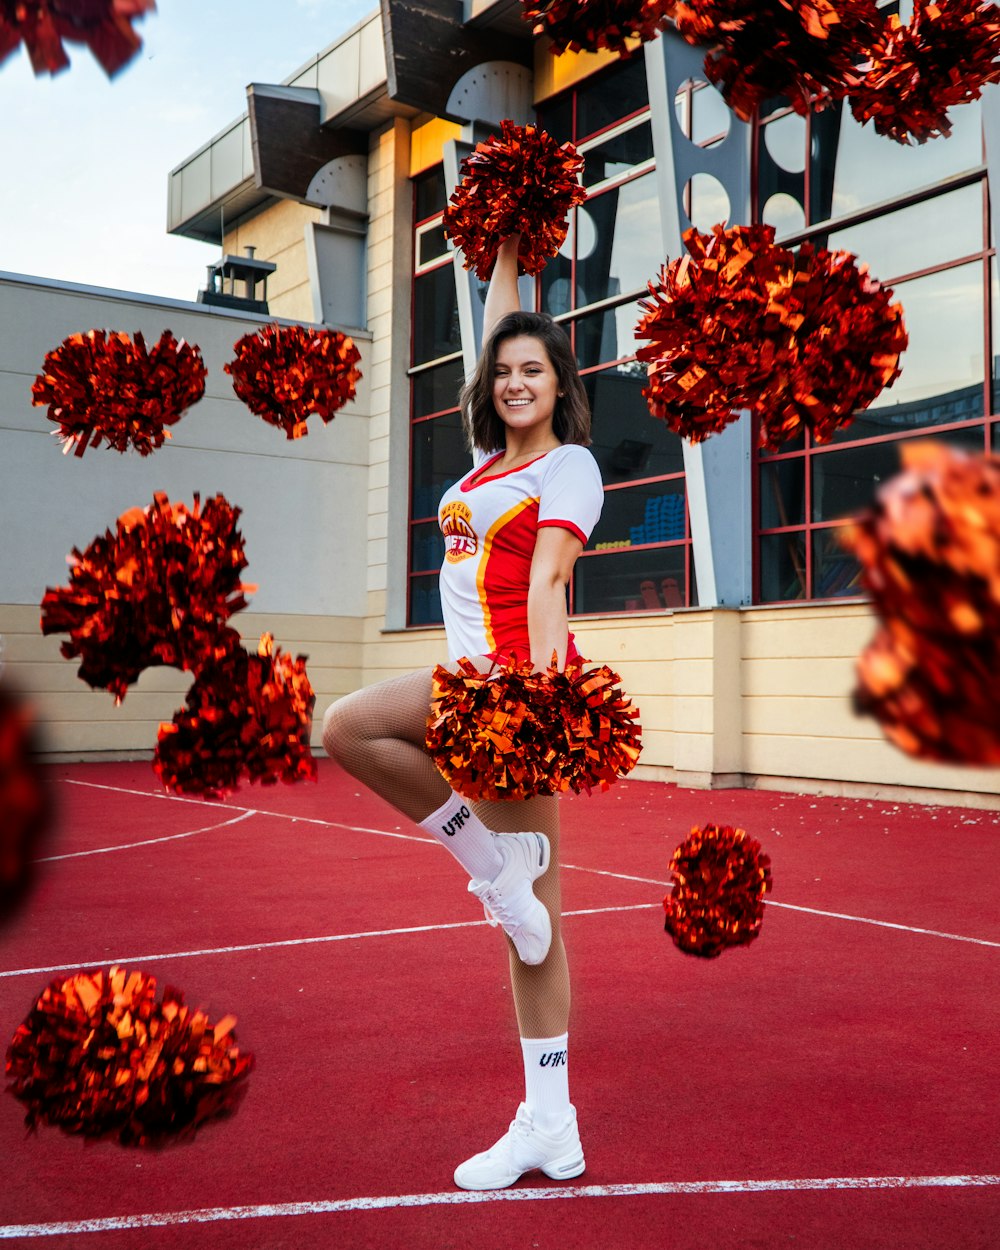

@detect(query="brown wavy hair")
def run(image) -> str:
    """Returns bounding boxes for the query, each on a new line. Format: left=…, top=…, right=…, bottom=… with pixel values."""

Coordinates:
left=460, top=311, right=592, bottom=453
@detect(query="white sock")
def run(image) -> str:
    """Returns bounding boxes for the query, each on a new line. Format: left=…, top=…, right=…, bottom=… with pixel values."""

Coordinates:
left=521, top=1033, right=571, bottom=1133
left=418, top=793, right=503, bottom=881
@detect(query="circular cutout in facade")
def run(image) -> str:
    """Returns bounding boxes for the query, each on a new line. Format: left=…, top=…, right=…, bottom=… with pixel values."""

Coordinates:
left=674, top=78, right=731, bottom=146
left=684, top=173, right=731, bottom=231
left=762, top=192, right=806, bottom=238
left=763, top=113, right=807, bottom=174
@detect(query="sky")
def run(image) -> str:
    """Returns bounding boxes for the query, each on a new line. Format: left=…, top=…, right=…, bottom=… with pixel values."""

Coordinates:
left=0, top=0, right=372, bottom=302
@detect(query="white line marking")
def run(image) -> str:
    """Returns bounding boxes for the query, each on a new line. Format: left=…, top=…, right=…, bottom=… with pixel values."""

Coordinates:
left=2, top=1174, right=999, bottom=1237
left=60, top=778, right=432, bottom=844
left=564, top=864, right=1000, bottom=950
left=0, top=904, right=657, bottom=980
left=37, top=811, right=257, bottom=861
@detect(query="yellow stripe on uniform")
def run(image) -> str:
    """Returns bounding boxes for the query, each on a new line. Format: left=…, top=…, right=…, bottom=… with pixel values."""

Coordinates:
left=476, top=496, right=539, bottom=652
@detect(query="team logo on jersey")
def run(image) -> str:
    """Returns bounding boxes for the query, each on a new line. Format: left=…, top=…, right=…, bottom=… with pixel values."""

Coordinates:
left=441, top=500, right=477, bottom=563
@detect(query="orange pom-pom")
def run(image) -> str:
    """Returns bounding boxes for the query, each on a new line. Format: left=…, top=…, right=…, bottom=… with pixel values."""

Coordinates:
left=0, top=0, right=155, bottom=77
left=520, top=0, right=676, bottom=54
left=443, top=120, right=587, bottom=281
left=840, top=442, right=1000, bottom=765
left=5, top=966, right=252, bottom=1145
left=663, top=824, right=772, bottom=958
left=425, top=655, right=641, bottom=802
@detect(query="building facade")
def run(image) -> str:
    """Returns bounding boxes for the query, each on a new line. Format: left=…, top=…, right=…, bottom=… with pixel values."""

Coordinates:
left=3, top=1, right=999, bottom=806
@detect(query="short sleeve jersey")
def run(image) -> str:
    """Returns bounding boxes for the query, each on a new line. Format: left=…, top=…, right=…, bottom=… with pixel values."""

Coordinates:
left=437, top=443, right=604, bottom=662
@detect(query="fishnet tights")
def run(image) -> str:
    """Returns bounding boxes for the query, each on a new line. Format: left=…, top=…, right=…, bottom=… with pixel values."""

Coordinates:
left=322, top=670, right=570, bottom=1038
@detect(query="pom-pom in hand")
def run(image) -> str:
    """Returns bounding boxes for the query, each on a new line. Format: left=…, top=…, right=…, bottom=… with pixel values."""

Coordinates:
left=153, top=634, right=317, bottom=799
left=671, top=0, right=881, bottom=120
left=520, top=0, right=676, bottom=55
left=40, top=493, right=254, bottom=703
left=443, top=120, right=587, bottom=281
left=635, top=224, right=907, bottom=449
left=225, top=324, right=362, bottom=440
left=5, top=966, right=252, bottom=1145
left=0, top=0, right=156, bottom=77
left=848, top=1, right=1000, bottom=144
left=840, top=442, right=1000, bottom=765
left=426, top=654, right=641, bottom=802
left=31, top=329, right=206, bottom=458
left=663, top=824, right=772, bottom=957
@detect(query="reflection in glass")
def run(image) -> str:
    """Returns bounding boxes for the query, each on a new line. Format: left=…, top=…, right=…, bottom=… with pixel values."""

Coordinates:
left=759, top=533, right=806, bottom=601
left=536, top=92, right=572, bottom=143
left=581, top=120, right=653, bottom=187
left=410, top=520, right=445, bottom=574
left=762, top=192, right=805, bottom=237
left=686, top=172, right=730, bottom=230
left=864, top=264, right=984, bottom=422
left=412, top=357, right=464, bottom=419
left=812, top=426, right=987, bottom=523
left=410, top=412, right=469, bottom=519
left=575, top=299, right=642, bottom=370
left=812, top=530, right=861, bottom=598
left=584, top=365, right=684, bottom=481
left=577, top=174, right=661, bottom=310
left=763, top=112, right=806, bottom=173
left=574, top=545, right=686, bottom=614
left=415, top=168, right=447, bottom=223
left=417, top=222, right=449, bottom=267
left=825, top=98, right=982, bottom=220
left=759, top=457, right=805, bottom=529
left=827, top=182, right=983, bottom=283
left=413, top=264, right=460, bottom=364
left=409, top=572, right=443, bottom=627
left=590, top=479, right=686, bottom=550
left=576, top=56, right=648, bottom=140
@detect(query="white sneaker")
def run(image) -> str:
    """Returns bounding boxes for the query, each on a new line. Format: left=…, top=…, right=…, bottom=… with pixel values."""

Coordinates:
left=454, top=1103, right=585, bottom=1190
left=469, top=832, right=551, bottom=965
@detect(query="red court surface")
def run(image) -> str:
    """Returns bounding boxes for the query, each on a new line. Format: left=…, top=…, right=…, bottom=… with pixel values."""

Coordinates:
left=1, top=759, right=998, bottom=1249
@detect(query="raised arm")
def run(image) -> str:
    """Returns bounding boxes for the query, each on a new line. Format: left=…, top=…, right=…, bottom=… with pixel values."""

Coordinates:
left=482, top=234, right=523, bottom=344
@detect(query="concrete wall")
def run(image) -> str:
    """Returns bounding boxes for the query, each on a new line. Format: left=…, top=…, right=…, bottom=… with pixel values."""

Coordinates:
left=0, top=273, right=368, bottom=754
left=223, top=200, right=326, bottom=324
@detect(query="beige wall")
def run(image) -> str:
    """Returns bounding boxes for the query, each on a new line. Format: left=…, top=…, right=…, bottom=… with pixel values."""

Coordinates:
left=224, top=199, right=325, bottom=324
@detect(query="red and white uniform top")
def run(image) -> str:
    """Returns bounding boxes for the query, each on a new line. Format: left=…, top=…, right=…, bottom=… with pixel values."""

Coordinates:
left=437, top=443, right=604, bottom=662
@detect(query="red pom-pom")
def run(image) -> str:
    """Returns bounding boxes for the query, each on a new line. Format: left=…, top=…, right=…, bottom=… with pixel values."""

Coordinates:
left=153, top=633, right=317, bottom=799
left=40, top=493, right=255, bottom=703
left=635, top=224, right=907, bottom=449
left=663, top=824, right=772, bottom=957
left=840, top=442, right=1000, bottom=765
left=5, top=966, right=252, bottom=1145
left=0, top=685, right=53, bottom=921
left=442, top=120, right=587, bottom=281
left=0, top=0, right=155, bottom=77
left=31, top=329, right=206, bottom=458
left=672, top=0, right=880, bottom=119
left=520, top=0, right=676, bottom=54
left=425, top=655, right=641, bottom=802
left=224, top=324, right=362, bottom=440
left=849, top=1, right=1000, bottom=144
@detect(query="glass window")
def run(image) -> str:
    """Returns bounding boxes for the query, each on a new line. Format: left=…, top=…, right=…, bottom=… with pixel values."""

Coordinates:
left=575, top=298, right=643, bottom=369
left=415, top=167, right=448, bottom=222
left=827, top=182, right=983, bottom=282
left=825, top=98, right=983, bottom=221
left=412, top=357, right=465, bottom=419
left=759, top=533, right=806, bottom=601
left=575, top=545, right=687, bottom=614
left=417, top=221, right=449, bottom=268
left=812, top=531, right=861, bottom=599
left=759, top=456, right=805, bottom=529
left=581, top=119, right=654, bottom=188
left=411, top=412, right=468, bottom=520
left=409, top=573, right=443, bottom=626
left=583, top=364, right=685, bottom=482
left=413, top=263, right=460, bottom=364
left=576, top=56, right=648, bottom=140
left=410, top=520, right=445, bottom=573
left=590, top=479, right=686, bottom=550
left=576, top=172, right=661, bottom=311
left=536, top=91, right=572, bottom=143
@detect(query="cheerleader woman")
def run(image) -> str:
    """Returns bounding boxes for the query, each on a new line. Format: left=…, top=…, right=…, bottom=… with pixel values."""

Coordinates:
left=323, top=232, right=604, bottom=1190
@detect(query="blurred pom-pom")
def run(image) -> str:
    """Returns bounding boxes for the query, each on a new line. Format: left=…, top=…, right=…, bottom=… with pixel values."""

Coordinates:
left=31, top=329, right=206, bottom=458
left=0, top=0, right=155, bottom=77
left=442, top=120, right=587, bottom=281
left=426, top=655, right=641, bottom=802
left=153, top=633, right=317, bottom=799
left=840, top=441, right=1000, bottom=765
left=40, top=492, right=254, bottom=703
left=5, top=966, right=252, bottom=1145
left=663, top=823, right=772, bottom=958
left=848, top=1, right=1000, bottom=144
left=635, top=224, right=907, bottom=449
left=0, top=685, right=53, bottom=923
left=224, top=324, right=362, bottom=439
left=671, top=0, right=880, bottom=119
left=520, top=0, right=675, bottom=54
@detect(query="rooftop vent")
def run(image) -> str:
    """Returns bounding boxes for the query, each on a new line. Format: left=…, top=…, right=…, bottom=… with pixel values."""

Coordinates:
left=198, top=246, right=277, bottom=314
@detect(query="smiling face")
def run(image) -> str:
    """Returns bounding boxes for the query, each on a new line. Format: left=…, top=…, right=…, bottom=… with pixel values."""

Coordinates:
left=492, top=335, right=560, bottom=441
